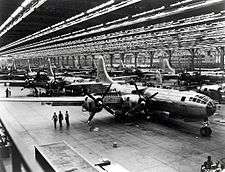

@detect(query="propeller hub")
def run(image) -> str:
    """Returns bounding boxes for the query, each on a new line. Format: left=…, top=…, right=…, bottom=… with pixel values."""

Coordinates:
left=140, top=100, right=146, bottom=106
left=83, top=95, right=103, bottom=113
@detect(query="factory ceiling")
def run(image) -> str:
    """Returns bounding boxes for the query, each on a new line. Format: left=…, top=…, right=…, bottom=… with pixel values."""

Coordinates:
left=0, top=0, right=224, bottom=57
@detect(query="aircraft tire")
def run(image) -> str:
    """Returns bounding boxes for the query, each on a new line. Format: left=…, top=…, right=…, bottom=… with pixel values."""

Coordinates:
left=144, top=109, right=155, bottom=122
left=115, top=111, right=126, bottom=123
left=200, top=127, right=212, bottom=137
left=145, top=114, right=155, bottom=122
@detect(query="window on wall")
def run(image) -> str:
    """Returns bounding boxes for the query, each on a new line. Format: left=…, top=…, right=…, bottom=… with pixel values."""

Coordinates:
left=181, top=96, right=186, bottom=101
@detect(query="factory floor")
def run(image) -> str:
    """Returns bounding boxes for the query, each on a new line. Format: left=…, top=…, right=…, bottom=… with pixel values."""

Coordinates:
left=0, top=86, right=225, bottom=172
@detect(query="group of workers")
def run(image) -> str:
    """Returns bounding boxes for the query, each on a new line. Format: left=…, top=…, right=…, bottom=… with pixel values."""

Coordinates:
left=52, top=111, right=70, bottom=129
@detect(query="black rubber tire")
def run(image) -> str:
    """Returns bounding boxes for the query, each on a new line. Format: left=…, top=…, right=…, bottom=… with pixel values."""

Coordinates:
left=115, top=111, right=126, bottom=123
left=145, top=115, right=155, bottom=122
left=200, top=127, right=212, bottom=137
left=144, top=108, right=155, bottom=122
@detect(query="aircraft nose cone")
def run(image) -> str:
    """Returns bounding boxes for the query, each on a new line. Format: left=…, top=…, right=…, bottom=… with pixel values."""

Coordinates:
left=206, top=101, right=216, bottom=117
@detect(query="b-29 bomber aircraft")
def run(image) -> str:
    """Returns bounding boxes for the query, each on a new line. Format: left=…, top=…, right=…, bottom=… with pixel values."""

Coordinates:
left=82, top=55, right=216, bottom=137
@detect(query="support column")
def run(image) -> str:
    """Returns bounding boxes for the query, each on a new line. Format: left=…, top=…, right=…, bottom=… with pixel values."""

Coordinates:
left=36, top=58, right=39, bottom=66
left=49, top=57, right=52, bottom=64
left=188, top=48, right=199, bottom=71
left=57, top=56, right=60, bottom=66
left=61, top=56, right=65, bottom=67
left=216, top=46, right=225, bottom=70
left=84, top=55, right=87, bottom=66
left=44, top=57, right=48, bottom=67
left=72, top=56, right=76, bottom=68
left=33, top=57, right=37, bottom=66
left=33, top=58, right=35, bottom=66
left=42, top=57, right=45, bottom=66
left=66, top=56, right=69, bottom=66
left=109, top=53, right=114, bottom=68
left=14, top=59, right=17, bottom=68
left=148, top=51, right=155, bottom=68
left=29, top=58, right=32, bottom=67
left=143, top=55, right=146, bottom=64
left=120, top=53, right=125, bottom=63
left=38, top=58, right=41, bottom=66
left=78, top=55, right=81, bottom=68
left=133, top=52, right=139, bottom=68
left=41, top=57, right=45, bottom=66
left=91, top=55, right=95, bottom=68
left=15, top=59, right=19, bottom=67
left=38, top=57, right=42, bottom=66
left=16, top=59, right=19, bottom=67
left=53, top=57, right=56, bottom=66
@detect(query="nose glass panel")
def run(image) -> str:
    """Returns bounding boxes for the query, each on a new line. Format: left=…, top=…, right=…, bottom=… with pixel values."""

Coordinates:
left=206, top=101, right=216, bottom=116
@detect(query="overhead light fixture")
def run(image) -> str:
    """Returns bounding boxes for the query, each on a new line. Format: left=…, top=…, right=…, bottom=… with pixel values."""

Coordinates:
left=0, top=0, right=141, bottom=52
left=11, top=7, right=23, bottom=18
left=1, top=0, right=224, bottom=56
left=0, top=0, right=47, bottom=38
left=21, top=0, right=32, bottom=8
left=86, top=0, right=115, bottom=14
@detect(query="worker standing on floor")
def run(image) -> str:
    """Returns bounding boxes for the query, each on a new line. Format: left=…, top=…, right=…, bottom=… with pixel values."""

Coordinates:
left=5, top=88, right=9, bottom=98
left=52, top=112, right=58, bottom=129
left=58, top=111, right=63, bottom=128
left=65, top=111, right=70, bottom=128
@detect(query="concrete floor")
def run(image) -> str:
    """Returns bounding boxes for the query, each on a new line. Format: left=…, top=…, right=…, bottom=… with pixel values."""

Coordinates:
left=1, top=101, right=225, bottom=172
left=0, top=86, right=225, bottom=172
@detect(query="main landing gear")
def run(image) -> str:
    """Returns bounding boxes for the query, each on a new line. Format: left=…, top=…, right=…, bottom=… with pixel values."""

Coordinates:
left=114, top=111, right=128, bottom=123
left=200, top=120, right=212, bottom=137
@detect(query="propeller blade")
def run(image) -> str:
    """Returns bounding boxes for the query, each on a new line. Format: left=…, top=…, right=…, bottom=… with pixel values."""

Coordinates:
left=86, top=93, right=97, bottom=102
left=102, top=104, right=115, bottom=115
left=134, top=84, right=140, bottom=96
left=131, top=82, right=141, bottom=98
left=148, top=92, right=158, bottom=99
left=102, top=84, right=112, bottom=99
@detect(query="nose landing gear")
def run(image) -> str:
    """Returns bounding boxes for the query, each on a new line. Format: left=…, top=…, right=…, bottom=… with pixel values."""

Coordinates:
left=200, top=120, right=212, bottom=137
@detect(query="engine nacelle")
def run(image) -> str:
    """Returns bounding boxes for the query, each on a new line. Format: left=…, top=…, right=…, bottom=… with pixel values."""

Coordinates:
left=82, top=96, right=103, bottom=113
left=121, top=94, right=146, bottom=113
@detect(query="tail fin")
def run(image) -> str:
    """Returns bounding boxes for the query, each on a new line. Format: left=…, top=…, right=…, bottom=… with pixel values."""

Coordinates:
left=12, top=59, right=16, bottom=71
left=73, top=58, right=78, bottom=68
left=118, top=59, right=125, bottom=70
left=28, top=60, right=32, bottom=73
left=48, top=58, right=54, bottom=77
left=162, top=59, right=175, bottom=74
left=156, top=70, right=162, bottom=85
left=95, top=55, right=114, bottom=84
left=92, top=58, right=97, bottom=69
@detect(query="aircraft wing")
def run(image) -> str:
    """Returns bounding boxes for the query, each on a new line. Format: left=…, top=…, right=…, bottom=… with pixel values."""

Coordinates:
left=112, top=75, right=138, bottom=80
left=68, top=82, right=105, bottom=86
left=65, top=82, right=108, bottom=90
left=0, top=80, right=25, bottom=83
left=0, top=96, right=84, bottom=106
